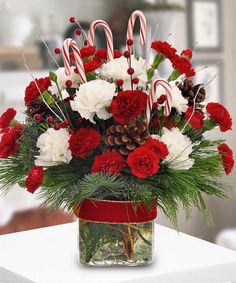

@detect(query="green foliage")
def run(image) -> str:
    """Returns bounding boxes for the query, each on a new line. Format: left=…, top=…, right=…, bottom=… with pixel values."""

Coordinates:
left=42, top=91, right=53, bottom=105
left=49, top=71, right=57, bottom=82
left=0, top=115, right=229, bottom=227
left=0, top=120, right=40, bottom=193
left=204, top=119, right=217, bottom=131
left=39, top=172, right=125, bottom=211
left=147, top=145, right=226, bottom=225
left=152, top=54, right=165, bottom=69
left=80, top=221, right=122, bottom=262
left=0, top=155, right=28, bottom=193
left=147, top=68, right=155, bottom=82
left=168, top=69, right=181, bottom=81
left=37, top=139, right=227, bottom=227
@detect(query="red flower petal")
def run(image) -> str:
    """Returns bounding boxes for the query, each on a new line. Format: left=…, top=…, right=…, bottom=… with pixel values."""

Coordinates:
left=0, top=108, right=16, bottom=129
left=218, top=143, right=234, bottom=175
left=206, top=103, right=232, bottom=132
left=110, top=90, right=147, bottom=125
left=127, top=147, right=160, bottom=178
left=26, top=166, right=44, bottom=194
left=91, top=151, right=125, bottom=175
left=69, top=128, right=100, bottom=158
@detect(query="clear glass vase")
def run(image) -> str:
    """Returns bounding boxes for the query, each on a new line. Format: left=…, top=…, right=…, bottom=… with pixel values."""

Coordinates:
left=78, top=219, right=154, bottom=266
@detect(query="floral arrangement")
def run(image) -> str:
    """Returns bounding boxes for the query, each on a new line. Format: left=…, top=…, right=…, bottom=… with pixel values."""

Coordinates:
left=0, top=10, right=234, bottom=227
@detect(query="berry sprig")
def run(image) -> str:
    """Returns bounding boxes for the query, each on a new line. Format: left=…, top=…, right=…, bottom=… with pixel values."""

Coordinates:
left=125, top=39, right=135, bottom=91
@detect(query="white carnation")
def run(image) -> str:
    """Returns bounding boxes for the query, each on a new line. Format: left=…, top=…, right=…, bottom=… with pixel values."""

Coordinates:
left=100, top=55, right=147, bottom=90
left=49, top=67, right=80, bottom=94
left=153, top=127, right=194, bottom=170
left=70, top=79, right=116, bottom=123
left=35, top=128, right=72, bottom=167
left=155, top=82, right=188, bottom=114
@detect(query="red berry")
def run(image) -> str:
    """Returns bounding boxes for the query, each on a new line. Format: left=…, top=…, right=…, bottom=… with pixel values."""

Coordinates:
left=63, top=120, right=70, bottom=127
left=127, top=39, right=134, bottom=46
left=132, top=77, right=139, bottom=84
left=54, top=123, right=61, bottom=131
left=70, top=17, right=76, bottom=23
left=74, top=68, right=78, bottom=74
left=84, top=39, right=89, bottom=46
left=66, top=80, right=73, bottom=88
left=127, top=67, right=134, bottom=75
left=153, top=102, right=159, bottom=110
left=116, top=79, right=124, bottom=87
left=123, top=50, right=130, bottom=58
left=75, top=28, right=82, bottom=36
left=157, top=94, right=167, bottom=104
left=47, top=117, right=55, bottom=124
left=54, top=48, right=60, bottom=55
left=70, top=53, right=75, bottom=61
left=34, top=114, right=41, bottom=121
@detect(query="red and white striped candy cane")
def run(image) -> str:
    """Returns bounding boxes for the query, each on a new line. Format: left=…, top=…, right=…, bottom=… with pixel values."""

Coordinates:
left=146, top=79, right=173, bottom=124
left=126, top=10, right=147, bottom=52
left=88, top=20, right=114, bottom=61
left=62, top=38, right=87, bottom=83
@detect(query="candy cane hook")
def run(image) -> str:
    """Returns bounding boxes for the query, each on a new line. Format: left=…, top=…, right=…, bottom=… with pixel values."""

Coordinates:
left=88, top=20, right=114, bottom=62
left=126, top=10, right=147, bottom=52
left=62, top=38, right=87, bottom=83
left=146, top=79, right=173, bottom=124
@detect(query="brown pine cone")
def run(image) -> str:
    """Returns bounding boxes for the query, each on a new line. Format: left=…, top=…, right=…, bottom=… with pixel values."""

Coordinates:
left=25, top=100, right=50, bottom=117
left=177, top=79, right=206, bottom=111
left=103, top=118, right=150, bottom=156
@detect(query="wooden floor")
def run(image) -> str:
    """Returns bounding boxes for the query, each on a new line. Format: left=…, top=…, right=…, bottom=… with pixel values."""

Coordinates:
left=0, top=208, right=74, bottom=235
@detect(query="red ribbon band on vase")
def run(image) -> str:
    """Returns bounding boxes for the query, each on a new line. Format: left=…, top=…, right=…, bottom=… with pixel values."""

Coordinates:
left=74, top=199, right=157, bottom=223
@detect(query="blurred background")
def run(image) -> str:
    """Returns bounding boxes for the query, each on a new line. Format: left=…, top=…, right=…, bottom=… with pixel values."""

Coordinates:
left=0, top=0, right=235, bottom=248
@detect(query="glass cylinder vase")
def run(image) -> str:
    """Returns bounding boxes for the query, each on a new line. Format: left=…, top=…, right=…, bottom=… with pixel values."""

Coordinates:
left=75, top=199, right=157, bottom=267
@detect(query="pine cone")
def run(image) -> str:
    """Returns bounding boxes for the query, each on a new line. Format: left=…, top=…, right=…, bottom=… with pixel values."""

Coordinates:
left=26, top=101, right=50, bottom=117
left=103, top=118, right=150, bottom=156
left=177, top=79, right=206, bottom=111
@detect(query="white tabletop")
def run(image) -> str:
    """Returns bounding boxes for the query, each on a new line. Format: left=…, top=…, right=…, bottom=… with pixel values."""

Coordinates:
left=0, top=223, right=236, bottom=283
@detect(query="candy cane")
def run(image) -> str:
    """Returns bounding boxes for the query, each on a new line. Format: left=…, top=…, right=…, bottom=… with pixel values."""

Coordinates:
left=88, top=20, right=114, bottom=61
left=62, top=38, right=87, bottom=83
left=126, top=10, right=147, bottom=52
left=146, top=79, right=173, bottom=124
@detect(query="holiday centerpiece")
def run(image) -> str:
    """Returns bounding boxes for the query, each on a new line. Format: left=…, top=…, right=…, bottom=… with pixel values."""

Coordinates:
left=0, top=10, right=234, bottom=266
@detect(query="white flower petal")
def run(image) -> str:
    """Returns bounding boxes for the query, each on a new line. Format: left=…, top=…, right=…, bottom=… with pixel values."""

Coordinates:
left=49, top=67, right=80, bottom=94
left=154, top=127, right=195, bottom=170
left=35, top=128, right=72, bottom=167
left=70, top=79, right=116, bottom=123
left=100, top=55, right=148, bottom=90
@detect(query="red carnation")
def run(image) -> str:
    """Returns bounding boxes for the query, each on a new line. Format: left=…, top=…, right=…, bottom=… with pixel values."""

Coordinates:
left=0, top=124, right=23, bottom=158
left=80, top=45, right=96, bottom=58
left=0, top=108, right=16, bottom=129
left=69, top=128, right=100, bottom=158
left=26, top=166, right=44, bottom=194
left=110, top=90, right=148, bottom=125
left=181, top=49, right=192, bottom=61
left=127, top=147, right=160, bottom=178
left=217, top=143, right=234, bottom=175
left=206, top=103, right=232, bottom=132
left=151, top=41, right=177, bottom=60
left=172, top=55, right=195, bottom=77
left=83, top=60, right=102, bottom=73
left=185, top=107, right=205, bottom=130
left=95, top=48, right=107, bottom=62
left=91, top=152, right=125, bottom=175
left=114, top=49, right=122, bottom=58
left=143, top=138, right=169, bottom=159
left=25, top=77, right=51, bottom=106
